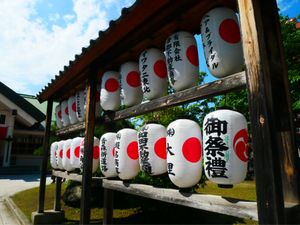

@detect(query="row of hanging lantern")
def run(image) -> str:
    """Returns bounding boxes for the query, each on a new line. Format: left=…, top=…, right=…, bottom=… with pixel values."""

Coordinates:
left=50, top=109, right=249, bottom=188
left=54, top=7, right=243, bottom=128
left=101, top=6, right=243, bottom=111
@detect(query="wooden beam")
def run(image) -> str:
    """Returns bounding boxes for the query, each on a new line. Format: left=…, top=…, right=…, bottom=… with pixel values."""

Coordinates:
left=80, top=74, right=97, bottom=225
left=37, top=99, right=53, bottom=213
left=54, top=177, right=62, bottom=211
left=52, top=170, right=104, bottom=183
left=103, top=189, right=114, bottom=225
left=102, top=180, right=258, bottom=220
left=237, top=0, right=299, bottom=223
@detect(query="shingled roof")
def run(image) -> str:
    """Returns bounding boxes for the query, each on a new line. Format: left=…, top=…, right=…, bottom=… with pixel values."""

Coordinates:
left=0, top=82, right=45, bottom=123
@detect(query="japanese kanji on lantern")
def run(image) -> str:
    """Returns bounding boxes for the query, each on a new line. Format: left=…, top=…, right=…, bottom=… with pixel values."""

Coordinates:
left=62, top=139, right=74, bottom=171
left=61, top=100, right=70, bottom=127
left=165, top=31, right=199, bottom=91
left=100, top=71, right=121, bottom=111
left=120, top=62, right=143, bottom=107
left=56, top=140, right=65, bottom=170
left=68, top=95, right=78, bottom=124
left=203, top=109, right=249, bottom=185
left=70, top=137, right=83, bottom=169
left=99, top=132, right=118, bottom=178
left=79, top=137, right=100, bottom=173
left=55, top=104, right=63, bottom=128
left=75, top=90, right=86, bottom=122
left=115, top=128, right=140, bottom=180
left=201, top=7, right=243, bottom=78
left=139, top=48, right=168, bottom=100
left=137, top=123, right=167, bottom=175
left=50, top=141, right=59, bottom=169
left=166, top=119, right=202, bottom=188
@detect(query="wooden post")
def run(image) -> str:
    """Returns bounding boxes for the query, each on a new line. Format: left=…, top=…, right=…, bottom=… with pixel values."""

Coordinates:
left=54, top=177, right=62, bottom=211
left=237, top=0, right=300, bottom=223
left=103, top=189, right=114, bottom=225
left=37, top=99, right=53, bottom=213
left=80, top=74, right=97, bottom=225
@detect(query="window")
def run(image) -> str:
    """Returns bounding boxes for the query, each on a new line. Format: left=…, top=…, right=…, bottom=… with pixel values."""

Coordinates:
left=0, top=114, right=6, bottom=124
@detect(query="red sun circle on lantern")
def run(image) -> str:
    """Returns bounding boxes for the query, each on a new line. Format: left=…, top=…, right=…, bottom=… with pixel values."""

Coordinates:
left=127, top=141, right=139, bottom=160
left=59, top=149, right=63, bottom=158
left=112, top=147, right=115, bottom=157
left=72, top=102, right=76, bottom=112
left=105, top=78, right=119, bottom=92
left=154, top=137, right=166, bottom=159
left=186, top=45, right=199, bottom=67
left=153, top=60, right=167, bottom=78
left=233, top=129, right=249, bottom=162
left=74, top=146, right=80, bottom=158
left=219, top=19, right=241, bottom=44
left=65, top=107, right=69, bottom=115
left=182, top=137, right=202, bottom=163
left=93, top=146, right=100, bottom=159
left=58, top=110, right=62, bottom=119
left=126, top=71, right=141, bottom=87
left=67, top=149, right=71, bottom=159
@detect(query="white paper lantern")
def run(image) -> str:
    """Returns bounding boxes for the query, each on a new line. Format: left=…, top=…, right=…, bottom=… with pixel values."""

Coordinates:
left=137, top=124, right=167, bottom=175
left=56, top=140, right=65, bottom=170
left=99, top=132, right=118, bottom=178
left=165, top=31, right=199, bottom=91
left=50, top=142, right=59, bottom=169
left=100, top=71, right=121, bottom=111
left=61, top=100, right=70, bottom=127
left=62, top=139, right=74, bottom=171
left=75, top=90, right=86, bottom=122
left=120, top=62, right=143, bottom=107
left=201, top=7, right=243, bottom=78
left=115, top=128, right=140, bottom=180
left=55, top=105, right=63, bottom=129
left=79, top=137, right=100, bottom=173
left=203, top=109, right=249, bottom=185
left=166, top=119, right=202, bottom=188
left=139, top=48, right=168, bottom=100
left=68, top=95, right=79, bottom=124
left=70, top=137, right=83, bottom=169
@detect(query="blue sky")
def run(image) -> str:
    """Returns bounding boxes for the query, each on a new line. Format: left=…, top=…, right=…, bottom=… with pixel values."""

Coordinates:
left=0, top=0, right=299, bottom=95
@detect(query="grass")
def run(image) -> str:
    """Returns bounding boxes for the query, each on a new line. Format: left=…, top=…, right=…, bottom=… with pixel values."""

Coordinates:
left=11, top=180, right=257, bottom=224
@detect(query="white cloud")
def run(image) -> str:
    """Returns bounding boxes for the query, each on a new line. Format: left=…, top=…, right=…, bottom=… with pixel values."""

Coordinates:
left=0, top=0, right=135, bottom=95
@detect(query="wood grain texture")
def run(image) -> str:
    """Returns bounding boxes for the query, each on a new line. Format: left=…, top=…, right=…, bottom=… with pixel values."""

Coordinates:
left=102, top=180, right=258, bottom=221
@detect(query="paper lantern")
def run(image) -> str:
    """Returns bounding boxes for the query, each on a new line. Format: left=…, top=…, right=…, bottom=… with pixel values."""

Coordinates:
left=203, top=109, right=249, bottom=185
left=79, top=137, right=100, bottom=173
left=55, top=105, right=63, bottom=128
left=115, top=128, right=140, bottom=180
left=166, top=119, right=202, bottom=188
left=100, top=71, right=121, bottom=111
left=56, top=140, right=65, bottom=170
left=75, top=90, right=86, bottom=122
left=61, top=100, right=70, bottom=127
left=70, top=137, right=83, bottom=169
left=137, top=123, right=167, bottom=175
left=62, top=139, right=74, bottom=171
left=138, top=48, right=168, bottom=100
left=165, top=31, right=199, bottom=91
left=99, top=132, right=118, bottom=178
left=50, top=142, right=59, bottom=169
left=68, top=95, right=79, bottom=124
left=120, top=62, right=143, bottom=107
left=201, top=7, right=243, bottom=78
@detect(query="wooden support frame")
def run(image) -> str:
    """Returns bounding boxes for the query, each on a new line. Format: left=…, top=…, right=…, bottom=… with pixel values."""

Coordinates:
left=37, top=99, right=53, bottom=213
left=54, top=177, right=62, bottom=211
left=80, top=73, right=97, bottom=225
left=237, top=0, right=300, bottom=223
